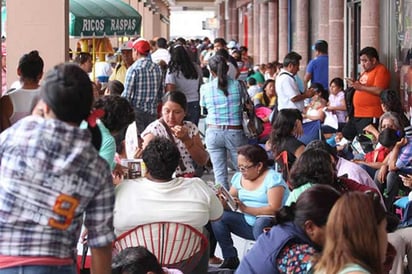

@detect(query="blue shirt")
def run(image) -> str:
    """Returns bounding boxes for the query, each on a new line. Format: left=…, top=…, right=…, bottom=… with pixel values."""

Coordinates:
left=200, top=78, right=243, bottom=126
left=122, top=56, right=163, bottom=115
left=231, top=168, right=289, bottom=226
left=306, top=55, right=329, bottom=90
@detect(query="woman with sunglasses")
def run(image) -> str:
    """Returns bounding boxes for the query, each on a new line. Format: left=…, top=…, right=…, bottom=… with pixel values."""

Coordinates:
left=211, top=144, right=289, bottom=270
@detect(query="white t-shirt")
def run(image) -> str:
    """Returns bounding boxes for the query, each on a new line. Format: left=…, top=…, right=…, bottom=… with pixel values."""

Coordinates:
left=113, top=177, right=223, bottom=236
left=8, top=88, right=41, bottom=124
left=151, top=48, right=171, bottom=64
left=276, top=69, right=304, bottom=111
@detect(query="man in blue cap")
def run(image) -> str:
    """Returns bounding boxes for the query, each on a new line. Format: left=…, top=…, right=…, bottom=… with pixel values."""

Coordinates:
left=304, top=40, right=329, bottom=90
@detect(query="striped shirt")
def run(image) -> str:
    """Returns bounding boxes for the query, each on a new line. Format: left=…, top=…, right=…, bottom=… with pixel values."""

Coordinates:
left=0, top=116, right=115, bottom=259
left=199, top=78, right=242, bottom=126
left=122, top=56, right=163, bottom=115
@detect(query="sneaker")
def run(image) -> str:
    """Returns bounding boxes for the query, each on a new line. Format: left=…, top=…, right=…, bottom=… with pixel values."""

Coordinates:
left=219, top=257, right=240, bottom=269
left=209, top=256, right=223, bottom=265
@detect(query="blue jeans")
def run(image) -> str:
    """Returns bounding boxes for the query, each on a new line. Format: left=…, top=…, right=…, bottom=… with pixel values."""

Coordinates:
left=205, top=128, right=247, bottom=190
left=134, top=108, right=157, bottom=134
left=211, top=211, right=273, bottom=258
left=186, top=101, right=201, bottom=126
left=0, top=265, right=76, bottom=274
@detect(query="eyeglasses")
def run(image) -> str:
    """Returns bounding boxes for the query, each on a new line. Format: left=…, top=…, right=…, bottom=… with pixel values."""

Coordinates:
left=238, top=164, right=257, bottom=172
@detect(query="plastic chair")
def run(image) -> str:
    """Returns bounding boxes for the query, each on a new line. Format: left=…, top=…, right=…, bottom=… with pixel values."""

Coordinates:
left=298, top=120, right=322, bottom=145
left=113, top=222, right=208, bottom=273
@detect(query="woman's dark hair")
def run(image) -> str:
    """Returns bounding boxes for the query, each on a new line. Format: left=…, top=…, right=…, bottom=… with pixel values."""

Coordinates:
left=310, top=82, right=329, bottom=102
left=40, top=63, right=101, bottom=149
left=289, top=148, right=335, bottom=189
left=262, top=79, right=275, bottom=106
left=107, top=80, right=124, bottom=96
left=112, top=247, right=164, bottom=274
left=378, top=128, right=403, bottom=148
left=329, top=77, right=344, bottom=89
left=168, top=44, right=199, bottom=80
left=208, top=54, right=229, bottom=96
left=93, top=95, right=135, bottom=134
left=237, top=144, right=269, bottom=169
left=18, top=50, right=44, bottom=82
left=380, top=89, right=403, bottom=113
left=162, top=90, right=188, bottom=112
left=270, top=108, right=302, bottom=156
left=74, top=52, right=92, bottom=65
left=142, top=137, right=180, bottom=180
left=273, top=184, right=341, bottom=228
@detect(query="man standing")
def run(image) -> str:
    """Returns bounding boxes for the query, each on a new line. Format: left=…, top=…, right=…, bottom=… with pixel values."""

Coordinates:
left=304, top=40, right=329, bottom=90
left=342, top=46, right=391, bottom=140
left=151, top=37, right=170, bottom=65
left=109, top=40, right=135, bottom=84
left=276, top=51, right=314, bottom=112
left=122, top=39, right=163, bottom=134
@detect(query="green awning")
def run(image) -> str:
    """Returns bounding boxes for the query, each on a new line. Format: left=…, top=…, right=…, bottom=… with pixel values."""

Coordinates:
left=69, top=0, right=142, bottom=38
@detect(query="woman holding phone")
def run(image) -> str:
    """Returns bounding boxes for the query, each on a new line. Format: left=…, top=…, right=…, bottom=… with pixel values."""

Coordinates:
left=211, top=144, right=289, bottom=269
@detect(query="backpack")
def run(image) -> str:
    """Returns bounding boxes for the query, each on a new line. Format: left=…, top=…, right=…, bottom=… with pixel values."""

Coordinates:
left=238, top=80, right=264, bottom=139
left=344, top=86, right=356, bottom=118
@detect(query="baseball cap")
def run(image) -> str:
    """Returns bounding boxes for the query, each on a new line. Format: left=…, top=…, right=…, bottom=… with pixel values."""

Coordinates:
left=116, top=41, right=133, bottom=54
left=132, top=40, right=151, bottom=55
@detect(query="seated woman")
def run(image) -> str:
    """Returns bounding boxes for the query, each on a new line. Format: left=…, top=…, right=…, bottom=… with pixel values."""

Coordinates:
left=114, top=137, right=223, bottom=274
left=125, top=91, right=209, bottom=177
left=253, top=79, right=276, bottom=109
left=211, top=144, right=289, bottom=270
left=236, top=185, right=341, bottom=274
left=286, top=147, right=382, bottom=206
left=268, top=108, right=305, bottom=179
left=314, top=191, right=387, bottom=274
left=324, top=77, right=347, bottom=133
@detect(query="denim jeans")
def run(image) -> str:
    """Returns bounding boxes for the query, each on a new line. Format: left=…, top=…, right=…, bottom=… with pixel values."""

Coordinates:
left=0, top=265, right=76, bottom=274
left=134, top=108, right=157, bottom=135
left=186, top=101, right=201, bottom=126
left=205, top=128, right=247, bottom=190
left=375, top=170, right=404, bottom=212
left=211, top=211, right=273, bottom=258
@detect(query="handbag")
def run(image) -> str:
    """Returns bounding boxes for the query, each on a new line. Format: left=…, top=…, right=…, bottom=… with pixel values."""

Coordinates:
left=238, top=80, right=264, bottom=138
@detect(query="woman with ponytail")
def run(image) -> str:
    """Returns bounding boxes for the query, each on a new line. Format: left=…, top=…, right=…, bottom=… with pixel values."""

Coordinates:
left=0, top=63, right=114, bottom=274
left=200, top=54, right=248, bottom=191
left=236, top=185, right=341, bottom=274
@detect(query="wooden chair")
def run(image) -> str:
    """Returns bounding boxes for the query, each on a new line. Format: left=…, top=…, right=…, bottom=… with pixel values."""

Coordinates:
left=113, top=222, right=208, bottom=273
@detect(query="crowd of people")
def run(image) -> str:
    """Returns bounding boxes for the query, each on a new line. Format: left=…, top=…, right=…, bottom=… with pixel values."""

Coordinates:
left=0, top=34, right=411, bottom=274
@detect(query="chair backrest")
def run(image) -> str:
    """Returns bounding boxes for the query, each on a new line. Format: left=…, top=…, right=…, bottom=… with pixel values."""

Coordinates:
left=113, top=222, right=208, bottom=273
left=298, top=120, right=322, bottom=145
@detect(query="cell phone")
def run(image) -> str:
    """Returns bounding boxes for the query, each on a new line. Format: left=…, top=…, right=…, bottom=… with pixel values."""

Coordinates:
left=218, top=185, right=237, bottom=211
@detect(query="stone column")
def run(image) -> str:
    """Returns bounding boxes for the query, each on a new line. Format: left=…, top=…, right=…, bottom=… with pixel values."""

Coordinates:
left=219, top=2, right=226, bottom=38
left=296, top=0, right=309, bottom=75
left=228, top=0, right=239, bottom=41
left=329, top=0, right=344, bottom=80
left=268, top=0, right=278, bottom=62
left=360, top=0, right=379, bottom=50
left=278, top=0, right=288, bottom=61
left=7, top=0, right=69, bottom=86
left=259, top=2, right=269, bottom=64
left=319, top=0, right=329, bottom=40
left=253, top=0, right=260, bottom=64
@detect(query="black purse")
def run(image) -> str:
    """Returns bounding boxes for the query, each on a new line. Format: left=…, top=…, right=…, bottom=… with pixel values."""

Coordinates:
left=80, top=243, right=91, bottom=274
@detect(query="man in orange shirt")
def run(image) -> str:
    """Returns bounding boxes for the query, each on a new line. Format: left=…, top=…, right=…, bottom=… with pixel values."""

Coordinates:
left=342, top=47, right=391, bottom=140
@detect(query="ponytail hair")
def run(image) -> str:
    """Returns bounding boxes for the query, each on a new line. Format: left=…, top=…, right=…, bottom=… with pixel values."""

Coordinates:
left=208, top=54, right=229, bottom=96
left=40, top=63, right=102, bottom=150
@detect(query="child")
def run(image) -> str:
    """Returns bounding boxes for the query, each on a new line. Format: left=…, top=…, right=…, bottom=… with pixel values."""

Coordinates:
left=326, top=77, right=347, bottom=130
left=247, top=77, right=260, bottom=98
